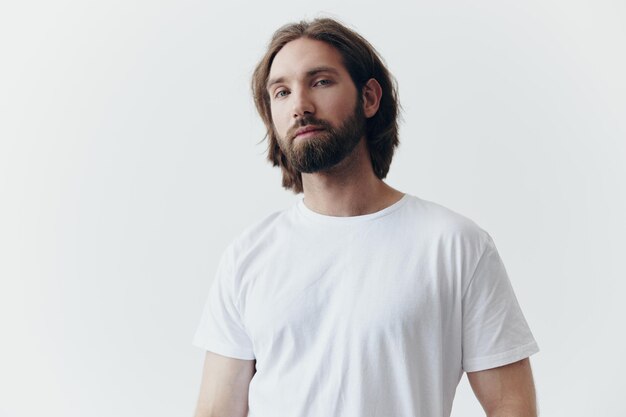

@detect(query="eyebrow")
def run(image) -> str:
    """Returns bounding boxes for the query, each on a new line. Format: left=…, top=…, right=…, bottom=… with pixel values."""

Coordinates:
left=266, top=66, right=341, bottom=91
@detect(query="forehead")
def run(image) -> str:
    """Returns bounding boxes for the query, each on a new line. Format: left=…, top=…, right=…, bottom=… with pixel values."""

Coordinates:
left=268, top=38, right=348, bottom=82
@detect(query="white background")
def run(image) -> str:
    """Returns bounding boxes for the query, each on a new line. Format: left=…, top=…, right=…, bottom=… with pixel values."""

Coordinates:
left=1, top=0, right=624, bottom=416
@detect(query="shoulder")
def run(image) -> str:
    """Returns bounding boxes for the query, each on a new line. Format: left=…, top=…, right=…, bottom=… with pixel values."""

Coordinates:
left=401, top=195, right=501, bottom=293
left=402, top=194, right=491, bottom=250
left=225, top=203, right=297, bottom=263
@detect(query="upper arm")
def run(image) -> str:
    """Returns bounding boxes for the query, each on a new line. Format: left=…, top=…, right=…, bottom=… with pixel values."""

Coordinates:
left=467, top=358, right=537, bottom=417
left=193, top=351, right=256, bottom=417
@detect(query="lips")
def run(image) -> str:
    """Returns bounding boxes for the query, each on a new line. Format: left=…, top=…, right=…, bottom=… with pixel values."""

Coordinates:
left=294, top=126, right=324, bottom=139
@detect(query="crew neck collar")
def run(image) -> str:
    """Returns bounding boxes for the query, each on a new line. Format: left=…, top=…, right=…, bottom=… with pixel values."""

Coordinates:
left=296, top=193, right=410, bottom=223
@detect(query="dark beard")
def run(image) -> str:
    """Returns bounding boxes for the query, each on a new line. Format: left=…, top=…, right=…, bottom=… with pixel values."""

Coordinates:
left=279, top=102, right=366, bottom=173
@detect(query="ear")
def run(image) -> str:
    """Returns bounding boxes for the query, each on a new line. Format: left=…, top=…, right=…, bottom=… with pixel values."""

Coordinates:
left=361, top=78, right=383, bottom=118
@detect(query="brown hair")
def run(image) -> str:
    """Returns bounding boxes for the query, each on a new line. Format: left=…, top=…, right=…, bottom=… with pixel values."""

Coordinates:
left=251, top=17, right=400, bottom=194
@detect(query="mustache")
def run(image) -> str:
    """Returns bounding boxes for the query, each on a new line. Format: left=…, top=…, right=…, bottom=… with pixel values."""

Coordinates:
left=287, top=116, right=332, bottom=140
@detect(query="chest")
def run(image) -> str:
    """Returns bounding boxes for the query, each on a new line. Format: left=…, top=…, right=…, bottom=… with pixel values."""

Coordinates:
left=238, top=236, right=460, bottom=357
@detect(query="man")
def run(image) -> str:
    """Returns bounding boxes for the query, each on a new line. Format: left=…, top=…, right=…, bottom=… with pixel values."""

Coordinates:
left=193, top=17, right=539, bottom=417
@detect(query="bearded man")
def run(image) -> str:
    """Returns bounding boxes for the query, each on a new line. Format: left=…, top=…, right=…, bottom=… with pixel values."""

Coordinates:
left=192, top=17, right=539, bottom=417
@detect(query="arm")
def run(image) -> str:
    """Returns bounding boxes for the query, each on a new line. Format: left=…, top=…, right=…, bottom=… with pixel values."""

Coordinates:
left=193, top=351, right=256, bottom=417
left=467, top=358, right=537, bottom=417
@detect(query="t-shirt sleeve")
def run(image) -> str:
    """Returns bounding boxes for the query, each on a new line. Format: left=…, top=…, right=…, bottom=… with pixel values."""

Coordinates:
left=192, top=245, right=256, bottom=360
left=461, top=234, right=539, bottom=372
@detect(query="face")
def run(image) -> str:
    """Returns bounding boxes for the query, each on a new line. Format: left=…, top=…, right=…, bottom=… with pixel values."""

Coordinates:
left=267, top=38, right=366, bottom=173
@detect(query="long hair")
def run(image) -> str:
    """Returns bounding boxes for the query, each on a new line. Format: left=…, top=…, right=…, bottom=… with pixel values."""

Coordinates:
left=251, top=18, right=400, bottom=194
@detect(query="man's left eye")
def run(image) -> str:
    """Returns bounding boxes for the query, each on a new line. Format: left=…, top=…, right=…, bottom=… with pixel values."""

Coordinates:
left=314, top=79, right=332, bottom=87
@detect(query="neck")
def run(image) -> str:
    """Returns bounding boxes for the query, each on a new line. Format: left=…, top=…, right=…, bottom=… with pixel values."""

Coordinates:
left=300, top=138, right=404, bottom=217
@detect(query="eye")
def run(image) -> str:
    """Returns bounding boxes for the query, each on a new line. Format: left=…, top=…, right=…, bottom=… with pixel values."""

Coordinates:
left=274, top=89, right=289, bottom=99
left=313, top=79, right=332, bottom=87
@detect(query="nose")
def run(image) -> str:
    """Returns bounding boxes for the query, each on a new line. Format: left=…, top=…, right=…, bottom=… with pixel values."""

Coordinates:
left=291, top=88, right=315, bottom=119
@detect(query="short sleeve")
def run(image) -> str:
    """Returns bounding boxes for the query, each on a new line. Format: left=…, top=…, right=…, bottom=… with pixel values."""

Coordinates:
left=192, top=245, right=256, bottom=360
left=461, top=234, right=539, bottom=372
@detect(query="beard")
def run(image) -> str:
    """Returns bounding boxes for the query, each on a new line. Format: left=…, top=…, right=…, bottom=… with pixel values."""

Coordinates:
left=277, top=101, right=366, bottom=174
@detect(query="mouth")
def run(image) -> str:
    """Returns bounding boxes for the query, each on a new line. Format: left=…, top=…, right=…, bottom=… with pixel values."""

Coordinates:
left=294, top=126, right=325, bottom=139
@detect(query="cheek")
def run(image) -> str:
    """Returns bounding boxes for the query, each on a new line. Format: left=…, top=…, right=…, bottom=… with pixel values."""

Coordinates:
left=270, top=105, right=288, bottom=136
left=323, top=94, right=355, bottom=121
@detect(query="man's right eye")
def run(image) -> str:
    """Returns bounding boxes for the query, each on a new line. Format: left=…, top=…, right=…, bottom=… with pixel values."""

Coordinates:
left=274, top=89, right=289, bottom=99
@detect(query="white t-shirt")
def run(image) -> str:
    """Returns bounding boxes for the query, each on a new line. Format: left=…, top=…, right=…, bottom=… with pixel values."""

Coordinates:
left=193, top=194, right=539, bottom=417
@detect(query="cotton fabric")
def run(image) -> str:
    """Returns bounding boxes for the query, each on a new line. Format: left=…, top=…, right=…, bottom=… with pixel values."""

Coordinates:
left=193, top=194, right=539, bottom=417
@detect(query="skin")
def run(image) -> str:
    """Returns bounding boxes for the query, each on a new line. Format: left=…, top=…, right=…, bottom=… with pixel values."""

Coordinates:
left=193, top=351, right=255, bottom=417
left=193, top=37, right=537, bottom=417
left=468, top=358, right=538, bottom=417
